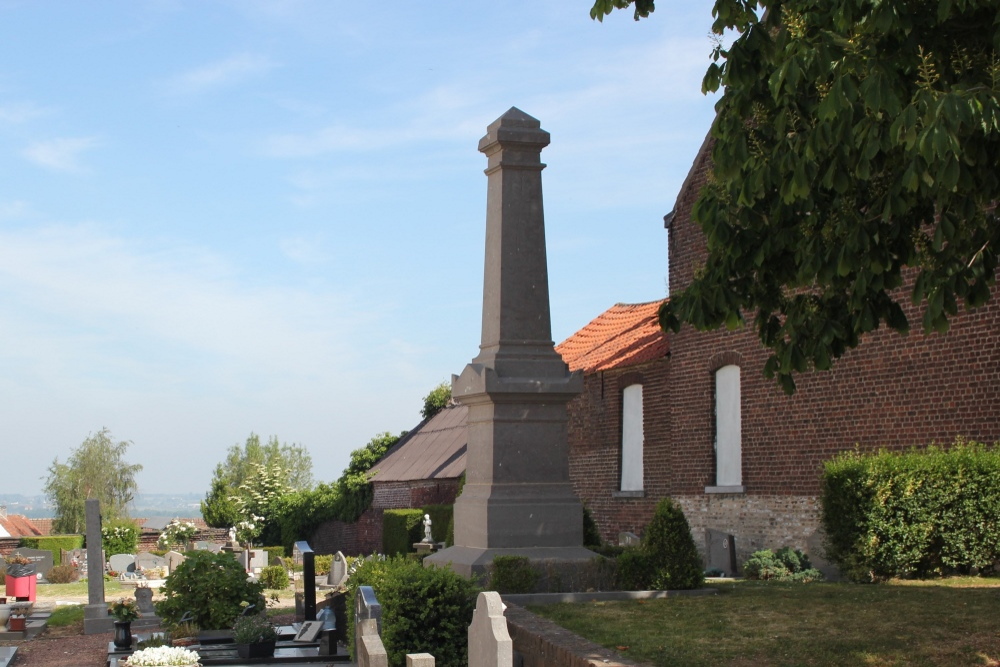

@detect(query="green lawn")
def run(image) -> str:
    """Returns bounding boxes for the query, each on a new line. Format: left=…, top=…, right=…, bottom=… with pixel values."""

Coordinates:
left=529, top=579, right=1000, bottom=666
left=36, top=580, right=127, bottom=597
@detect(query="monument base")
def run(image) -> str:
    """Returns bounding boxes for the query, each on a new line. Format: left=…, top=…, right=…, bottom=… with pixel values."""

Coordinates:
left=84, top=606, right=161, bottom=635
left=424, top=545, right=600, bottom=588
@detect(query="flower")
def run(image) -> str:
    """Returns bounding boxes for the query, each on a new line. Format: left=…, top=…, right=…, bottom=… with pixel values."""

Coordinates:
left=108, top=597, right=141, bottom=622
left=158, top=519, right=199, bottom=548
left=124, top=646, right=201, bottom=666
left=4, top=554, right=30, bottom=565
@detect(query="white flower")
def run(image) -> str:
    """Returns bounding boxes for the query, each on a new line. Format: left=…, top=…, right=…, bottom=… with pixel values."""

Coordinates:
left=124, top=646, right=200, bottom=666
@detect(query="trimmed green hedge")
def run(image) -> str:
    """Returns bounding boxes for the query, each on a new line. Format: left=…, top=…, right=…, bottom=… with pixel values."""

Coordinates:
left=382, top=509, right=424, bottom=556
left=821, top=440, right=1000, bottom=581
left=19, top=535, right=84, bottom=567
left=262, top=546, right=286, bottom=566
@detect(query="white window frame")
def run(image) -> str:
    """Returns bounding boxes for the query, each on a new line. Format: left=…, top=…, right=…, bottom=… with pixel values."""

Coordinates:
left=619, top=383, right=644, bottom=493
left=707, top=364, right=744, bottom=493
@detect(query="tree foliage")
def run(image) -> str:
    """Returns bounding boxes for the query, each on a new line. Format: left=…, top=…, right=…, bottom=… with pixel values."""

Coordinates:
left=200, top=433, right=312, bottom=528
left=44, top=428, right=142, bottom=534
left=596, top=0, right=1000, bottom=392
left=421, top=381, right=452, bottom=420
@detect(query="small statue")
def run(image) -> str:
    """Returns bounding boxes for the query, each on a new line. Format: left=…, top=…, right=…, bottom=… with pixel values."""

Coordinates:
left=228, top=526, right=237, bottom=544
left=421, top=514, right=433, bottom=543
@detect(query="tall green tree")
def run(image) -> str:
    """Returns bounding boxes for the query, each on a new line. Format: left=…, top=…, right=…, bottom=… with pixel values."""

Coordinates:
left=201, top=433, right=312, bottom=527
left=594, top=0, right=1000, bottom=392
left=44, top=428, right=142, bottom=534
left=421, top=381, right=452, bottom=420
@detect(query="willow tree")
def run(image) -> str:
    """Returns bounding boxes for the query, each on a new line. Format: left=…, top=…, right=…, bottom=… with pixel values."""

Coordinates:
left=44, top=428, right=142, bottom=534
left=594, top=0, right=1000, bottom=392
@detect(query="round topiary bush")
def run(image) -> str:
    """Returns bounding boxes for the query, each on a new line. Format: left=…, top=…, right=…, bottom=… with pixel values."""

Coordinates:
left=259, top=565, right=289, bottom=590
left=46, top=564, right=78, bottom=584
left=156, top=550, right=265, bottom=629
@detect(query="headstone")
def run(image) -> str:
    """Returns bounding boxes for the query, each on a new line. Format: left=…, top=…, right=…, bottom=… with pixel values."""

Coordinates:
left=407, top=654, right=435, bottom=667
left=327, top=551, right=348, bottom=587
left=11, top=548, right=53, bottom=581
left=619, top=532, right=640, bottom=547
left=134, top=586, right=155, bottom=615
left=164, top=551, right=186, bottom=574
left=135, top=553, right=167, bottom=572
left=248, top=549, right=269, bottom=572
left=357, top=618, right=388, bottom=667
left=108, top=554, right=135, bottom=575
left=193, top=541, right=212, bottom=551
left=83, top=499, right=109, bottom=635
left=468, top=592, right=512, bottom=667
left=424, top=108, right=592, bottom=578
left=206, top=542, right=222, bottom=553
left=355, top=586, right=382, bottom=639
left=705, top=529, right=737, bottom=577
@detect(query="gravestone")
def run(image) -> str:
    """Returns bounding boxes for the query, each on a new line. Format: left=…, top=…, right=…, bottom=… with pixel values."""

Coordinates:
left=407, top=654, right=435, bottom=667
left=705, top=529, right=737, bottom=577
left=193, top=541, right=212, bottom=551
left=12, top=548, right=53, bottom=581
left=619, top=532, right=640, bottom=547
left=134, top=587, right=155, bottom=615
left=328, top=551, right=348, bottom=587
left=248, top=549, right=268, bottom=572
left=164, top=550, right=186, bottom=574
left=355, top=586, right=386, bottom=667
left=108, top=554, right=135, bottom=575
left=425, top=109, right=593, bottom=579
left=135, top=553, right=167, bottom=572
left=468, top=592, right=512, bottom=667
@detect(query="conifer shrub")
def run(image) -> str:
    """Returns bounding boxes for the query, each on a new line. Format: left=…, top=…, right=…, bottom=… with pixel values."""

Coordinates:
left=156, top=551, right=265, bottom=629
left=821, top=440, right=1000, bottom=581
left=583, top=506, right=603, bottom=548
left=743, top=548, right=823, bottom=582
left=644, top=498, right=704, bottom=590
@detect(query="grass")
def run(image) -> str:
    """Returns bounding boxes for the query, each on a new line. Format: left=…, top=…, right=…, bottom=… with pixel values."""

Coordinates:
left=529, top=578, right=1000, bottom=666
left=47, top=605, right=85, bottom=628
left=37, top=580, right=127, bottom=597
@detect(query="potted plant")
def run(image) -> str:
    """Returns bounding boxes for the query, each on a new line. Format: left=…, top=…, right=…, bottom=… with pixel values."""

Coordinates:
left=4, top=554, right=35, bottom=599
left=231, top=612, right=278, bottom=659
left=124, top=646, right=201, bottom=666
left=109, top=597, right=141, bottom=649
left=7, top=603, right=30, bottom=632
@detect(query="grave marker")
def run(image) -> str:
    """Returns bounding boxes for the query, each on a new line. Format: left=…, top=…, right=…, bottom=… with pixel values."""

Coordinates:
left=468, top=592, right=512, bottom=667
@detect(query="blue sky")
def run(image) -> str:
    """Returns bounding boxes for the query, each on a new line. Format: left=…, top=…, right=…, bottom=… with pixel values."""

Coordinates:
left=0, top=1, right=720, bottom=498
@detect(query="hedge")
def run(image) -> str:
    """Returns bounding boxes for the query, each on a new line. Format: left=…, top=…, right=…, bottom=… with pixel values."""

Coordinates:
left=821, top=439, right=1000, bottom=581
left=19, top=535, right=84, bottom=567
left=262, top=546, right=286, bottom=566
left=421, top=504, right=452, bottom=544
left=382, top=509, right=424, bottom=556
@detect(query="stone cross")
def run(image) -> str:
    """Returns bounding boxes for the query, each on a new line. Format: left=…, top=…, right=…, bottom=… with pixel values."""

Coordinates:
left=425, top=108, right=593, bottom=578
left=468, top=592, right=512, bottom=667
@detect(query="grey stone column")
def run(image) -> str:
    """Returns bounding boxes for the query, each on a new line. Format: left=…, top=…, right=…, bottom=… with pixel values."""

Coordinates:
left=426, top=108, right=594, bottom=579
left=83, top=499, right=112, bottom=634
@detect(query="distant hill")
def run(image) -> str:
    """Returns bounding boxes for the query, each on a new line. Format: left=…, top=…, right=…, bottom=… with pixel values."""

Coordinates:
left=0, top=492, right=203, bottom=520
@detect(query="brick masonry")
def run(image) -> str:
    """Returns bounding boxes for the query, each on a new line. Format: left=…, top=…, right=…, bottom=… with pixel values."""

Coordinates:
left=567, top=134, right=1000, bottom=571
left=505, top=603, right=643, bottom=667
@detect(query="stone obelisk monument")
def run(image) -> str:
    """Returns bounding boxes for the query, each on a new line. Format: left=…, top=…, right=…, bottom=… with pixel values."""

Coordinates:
left=425, top=108, right=594, bottom=578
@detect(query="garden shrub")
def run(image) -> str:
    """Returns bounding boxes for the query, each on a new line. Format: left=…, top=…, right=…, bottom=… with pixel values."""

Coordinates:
left=46, top=564, right=78, bottom=584
left=156, top=550, right=265, bottom=629
left=347, top=556, right=477, bottom=667
left=615, top=546, right=654, bottom=590
left=101, top=518, right=140, bottom=557
left=821, top=440, right=1000, bottom=581
left=382, top=509, right=424, bottom=556
left=583, top=506, right=603, bottom=548
left=19, top=535, right=84, bottom=567
left=314, top=554, right=333, bottom=575
left=488, top=555, right=538, bottom=594
left=259, top=565, right=289, bottom=590
left=643, top=498, right=704, bottom=590
left=743, top=548, right=823, bottom=582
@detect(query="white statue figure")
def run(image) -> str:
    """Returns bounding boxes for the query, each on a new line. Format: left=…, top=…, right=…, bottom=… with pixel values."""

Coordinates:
left=228, top=526, right=237, bottom=544
left=422, top=514, right=433, bottom=543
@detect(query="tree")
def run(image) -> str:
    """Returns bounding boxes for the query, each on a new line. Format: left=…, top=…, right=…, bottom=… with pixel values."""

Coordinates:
left=421, top=381, right=452, bottom=420
left=44, top=428, right=142, bottom=534
left=594, top=0, right=1000, bottom=392
left=201, top=433, right=312, bottom=528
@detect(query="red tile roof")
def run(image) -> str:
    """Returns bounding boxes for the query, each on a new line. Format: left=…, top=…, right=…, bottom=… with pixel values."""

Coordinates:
left=556, top=299, right=669, bottom=373
left=368, top=405, right=468, bottom=483
left=0, top=514, right=43, bottom=538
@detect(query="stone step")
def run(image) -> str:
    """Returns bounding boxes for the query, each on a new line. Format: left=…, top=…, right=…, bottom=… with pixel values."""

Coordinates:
left=0, top=646, right=17, bottom=667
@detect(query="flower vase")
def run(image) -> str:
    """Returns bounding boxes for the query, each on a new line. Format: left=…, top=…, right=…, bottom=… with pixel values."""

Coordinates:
left=113, top=620, right=133, bottom=649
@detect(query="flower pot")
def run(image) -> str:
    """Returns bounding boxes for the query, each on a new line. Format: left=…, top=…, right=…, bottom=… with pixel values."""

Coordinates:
left=235, top=640, right=276, bottom=659
left=7, top=617, right=26, bottom=632
left=113, top=620, right=133, bottom=649
left=5, top=574, right=35, bottom=601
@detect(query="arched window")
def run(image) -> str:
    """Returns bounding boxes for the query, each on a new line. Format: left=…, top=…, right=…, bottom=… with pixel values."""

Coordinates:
left=713, top=364, right=742, bottom=490
left=620, top=383, right=644, bottom=492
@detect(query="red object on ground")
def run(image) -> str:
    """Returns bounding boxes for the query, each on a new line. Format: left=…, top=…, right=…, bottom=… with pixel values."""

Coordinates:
left=5, top=574, right=36, bottom=601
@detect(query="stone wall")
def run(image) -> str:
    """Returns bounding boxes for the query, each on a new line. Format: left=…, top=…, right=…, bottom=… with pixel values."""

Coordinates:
left=505, top=603, right=641, bottom=667
left=310, top=509, right=383, bottom=557
left=372, top=479, right=460, bottom=510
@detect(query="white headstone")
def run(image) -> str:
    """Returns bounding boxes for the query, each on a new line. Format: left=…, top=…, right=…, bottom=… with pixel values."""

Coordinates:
left=357, top=618, right=388, bottom=667
left=165, top=550, right=186, bottom=574
left=328, top=551, right=348, bottom=587
left=108, top=553, right=135, bottom=575
left=468, top=591, right=512, bottom=667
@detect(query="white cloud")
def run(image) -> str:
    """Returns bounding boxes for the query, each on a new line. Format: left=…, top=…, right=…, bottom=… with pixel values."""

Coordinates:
left=0, top=101, right=49, bottom=124
left=22, top=137, right=100, bottom=172
left=162, top=53, right=277, bottom=95
left=0, top=200, right=30, bottom=219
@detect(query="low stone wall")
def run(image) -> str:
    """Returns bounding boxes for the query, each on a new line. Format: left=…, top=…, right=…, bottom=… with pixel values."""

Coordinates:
left=674, top=493, right=837, bottom=577
left=504, top=603, right=645, bottom=667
